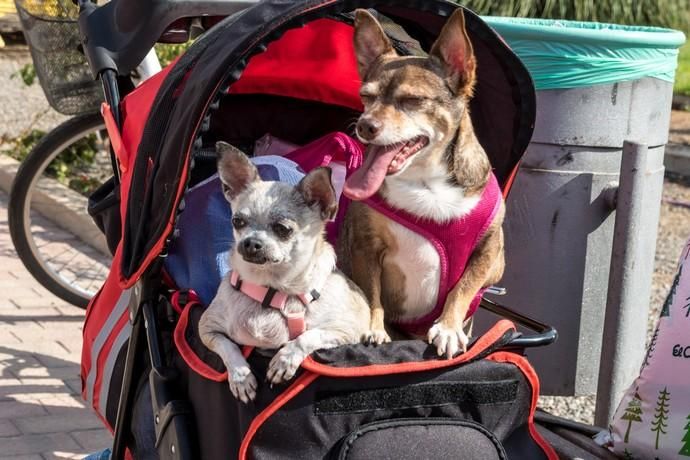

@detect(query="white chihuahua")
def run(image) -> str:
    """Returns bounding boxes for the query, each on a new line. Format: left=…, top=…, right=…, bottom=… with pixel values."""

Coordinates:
left=199, top=142, right=369, bottom=403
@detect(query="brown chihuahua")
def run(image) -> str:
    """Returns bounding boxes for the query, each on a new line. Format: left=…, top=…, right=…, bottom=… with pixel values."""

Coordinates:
left=338, top=9, right=505, bottom=358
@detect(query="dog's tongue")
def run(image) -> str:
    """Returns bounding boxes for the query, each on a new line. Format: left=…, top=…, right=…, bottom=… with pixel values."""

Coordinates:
left=344, top=144, right=403, bottom=201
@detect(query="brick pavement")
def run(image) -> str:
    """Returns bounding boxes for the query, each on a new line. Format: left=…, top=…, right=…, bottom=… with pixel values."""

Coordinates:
left=0, top=190, right=112, bottom=460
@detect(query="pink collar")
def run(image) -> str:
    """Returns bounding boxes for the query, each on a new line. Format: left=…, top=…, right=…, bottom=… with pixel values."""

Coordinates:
left=229, top=270, right=320, bottom=340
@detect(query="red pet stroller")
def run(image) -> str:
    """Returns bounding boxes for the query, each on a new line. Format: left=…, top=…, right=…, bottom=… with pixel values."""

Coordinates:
left=75, top=1, right=599, bottom=458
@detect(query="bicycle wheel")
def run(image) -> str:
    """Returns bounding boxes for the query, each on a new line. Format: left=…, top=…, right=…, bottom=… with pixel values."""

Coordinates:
left=9, top=112, right=113, bottom=308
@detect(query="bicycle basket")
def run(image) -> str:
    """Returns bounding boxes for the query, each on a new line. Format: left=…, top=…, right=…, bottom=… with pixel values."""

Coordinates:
left=15, top=0, right=102, bottom=115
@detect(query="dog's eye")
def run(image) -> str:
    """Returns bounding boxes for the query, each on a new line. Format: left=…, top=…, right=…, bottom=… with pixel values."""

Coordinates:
left=232, top=216, right=247, bottom=230
left=398, top=96, right=424, bottom=110
left=272, top=223, right=293, bottom=239
left=360, top=93, right=376, bottom=105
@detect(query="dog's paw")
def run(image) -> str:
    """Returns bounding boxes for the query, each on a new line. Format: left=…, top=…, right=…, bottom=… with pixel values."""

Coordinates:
left=428, top=322, right=469, bottom=359
left=267, top=347, right=305, bottom=385
left=363, top=329, right=391, bottom=345
left=228, top=366, right=258, bottom=403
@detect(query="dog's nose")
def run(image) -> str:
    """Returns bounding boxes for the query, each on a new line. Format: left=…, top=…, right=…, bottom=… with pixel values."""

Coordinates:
left=242, top=238, right=263, bottom=256
left=357, top=117, right=382, bottom=141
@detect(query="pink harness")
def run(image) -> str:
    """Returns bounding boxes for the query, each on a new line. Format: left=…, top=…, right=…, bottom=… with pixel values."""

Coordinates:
left=363, top=174, right=502, bottom=335
left=284, top=132, right=502, bottom=335
left=229, top=270, right=320, bottom=340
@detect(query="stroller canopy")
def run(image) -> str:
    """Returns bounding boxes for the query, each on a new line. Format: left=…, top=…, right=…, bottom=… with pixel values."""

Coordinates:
left=116, top=0, right=536, bottom=285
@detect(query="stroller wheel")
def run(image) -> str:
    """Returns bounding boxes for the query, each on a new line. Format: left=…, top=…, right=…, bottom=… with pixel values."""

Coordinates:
left=8, top=112, right=112, bottom=308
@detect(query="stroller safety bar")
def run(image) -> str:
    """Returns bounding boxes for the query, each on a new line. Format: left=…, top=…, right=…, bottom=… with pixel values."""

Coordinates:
left=480, top=298, right=558, bottom=349
left=485, top=286, right=507, bottom=296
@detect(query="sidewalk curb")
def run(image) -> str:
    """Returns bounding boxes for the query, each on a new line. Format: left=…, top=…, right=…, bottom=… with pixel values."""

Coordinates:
left=0, top=154, right=109, bottom=255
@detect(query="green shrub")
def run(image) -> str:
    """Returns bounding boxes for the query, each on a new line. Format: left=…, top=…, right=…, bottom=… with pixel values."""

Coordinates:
left=12, top=63, right=36, bottom=86
left=462, top=0, right=690, bottom=31
left=155, top=42, right=194, bottom=67
left=677, top=43, right=690, bottom=96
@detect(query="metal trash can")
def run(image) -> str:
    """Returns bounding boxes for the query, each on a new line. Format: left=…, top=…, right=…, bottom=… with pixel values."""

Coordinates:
left=477, top=17, right=686, bottom=401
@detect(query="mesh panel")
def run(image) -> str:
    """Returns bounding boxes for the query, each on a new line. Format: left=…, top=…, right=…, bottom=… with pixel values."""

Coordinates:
left=15, top=0, right=102, bottom=115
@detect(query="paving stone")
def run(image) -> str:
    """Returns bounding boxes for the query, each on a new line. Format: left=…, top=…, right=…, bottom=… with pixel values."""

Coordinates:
left=68, top=429, right=112, bottom=452
left=61, top=380, right=81, bottom=397
left=12, top=366, right=80, bottom=380
left=38, top=396, right=87, bottom=416
left=0, top=455, right=43, bottom=460
left=0, top=433, right=80, bottom=456
left=0, top=289, right=45, bottom=303
left=5, top=344, right=77, bottom=367
left=0, top=378, right=28, bottom=401
left=0, top=400, right=47, bottom=419
left=6, top=380, right=75, bottom=402
left=15, top=414, right=103, bottom=435
left=0, top=300, right=20, bottom=312
left=0, top=420, right=20, bottom=437
left=40, top=452, right=83, bottom=460
left=31, top=354, right=78, bottom=371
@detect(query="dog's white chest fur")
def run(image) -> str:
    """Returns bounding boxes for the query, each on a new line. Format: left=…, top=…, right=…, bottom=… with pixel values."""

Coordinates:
left=384, top=166, right=481, bottom=222
left=386, top=220, right=440, bottom=320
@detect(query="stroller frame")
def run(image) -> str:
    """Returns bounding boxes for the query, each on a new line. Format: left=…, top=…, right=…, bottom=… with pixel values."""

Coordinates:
left=74, top=1, right=564, bottom=458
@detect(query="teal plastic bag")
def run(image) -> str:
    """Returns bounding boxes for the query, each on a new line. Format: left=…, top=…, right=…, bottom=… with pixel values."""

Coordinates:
left=482, top=17, right=686, bottom=90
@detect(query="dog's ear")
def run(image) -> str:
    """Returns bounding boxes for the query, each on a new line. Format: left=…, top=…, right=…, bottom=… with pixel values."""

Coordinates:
left=297, top=167, right=338, bottom=221
left=353, top=9, right=395, bottom=78
left=430, top=9, right=476, bottom=95
left=216, top=141, right=259, bottom=202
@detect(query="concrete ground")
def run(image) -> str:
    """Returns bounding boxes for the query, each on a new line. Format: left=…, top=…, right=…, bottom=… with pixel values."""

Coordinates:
left=0, top=48, right=110, bottom=459
left=0, top=190, right=112, bottom=459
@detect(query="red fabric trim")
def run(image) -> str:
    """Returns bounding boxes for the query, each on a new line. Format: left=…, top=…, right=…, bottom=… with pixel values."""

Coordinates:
left=101, top=103, right=126, bottom=173
left=81, top=288, right=103, bottom=403
left=239, top=371, right=320, bottom=460
left=173, top=299, right=254, bottom=380
left=117, top=65, right=176, bottom=240
left=93, top=312, right=129, bottom=414
left=170, top=290, right=199, bottom=315
left=173, top=301, right=228, bottom=382
left=81, top=248, right=124, bottom=412
left=502, top=164, right=520, bottom=199
left=487, top=352, right=558, bottom=460
left=242, top=346, right=254, bottom=359
left=301, top=320, right=515, bottom=377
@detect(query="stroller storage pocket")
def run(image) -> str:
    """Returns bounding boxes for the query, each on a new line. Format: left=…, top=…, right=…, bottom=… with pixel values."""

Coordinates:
left=335, top=418, right=507, bottom=460
left=172, top=300, right=555, bottom=459
left=87, top=177, right=121, bottom=255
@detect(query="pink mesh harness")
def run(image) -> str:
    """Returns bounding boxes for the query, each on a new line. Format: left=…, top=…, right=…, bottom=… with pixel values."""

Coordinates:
left=228, top=270, right=319, bottom=340
left=284, top=132, right=365, bottom=245
left=285, top=133, right=502, bottom=335
left=363, top=174, right=502, bottom=335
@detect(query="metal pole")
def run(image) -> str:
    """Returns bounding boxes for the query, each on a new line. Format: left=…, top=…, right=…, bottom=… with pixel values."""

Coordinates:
left=594, top=141, right=657, bottom=426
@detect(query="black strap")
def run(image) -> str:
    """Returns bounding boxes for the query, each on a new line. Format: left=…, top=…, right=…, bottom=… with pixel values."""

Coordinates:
left=310, top=289, right=320, bottom=301
left=262, top=288, right=278, bottom=308
left=230, top=277, right=242, bottom=291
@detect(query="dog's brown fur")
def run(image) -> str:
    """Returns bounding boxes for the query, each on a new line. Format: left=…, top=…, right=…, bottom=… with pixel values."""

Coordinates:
left=338, top=9, right=505, bottom=357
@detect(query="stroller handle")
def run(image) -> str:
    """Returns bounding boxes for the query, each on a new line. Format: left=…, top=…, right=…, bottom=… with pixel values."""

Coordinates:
left=479, top=298, right=558, bottom=349
left=76, top=0, right=259, bottom=78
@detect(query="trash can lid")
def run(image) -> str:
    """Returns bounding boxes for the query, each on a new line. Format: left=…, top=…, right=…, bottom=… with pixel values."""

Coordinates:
left=483, top=17, right=687, bottom=90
